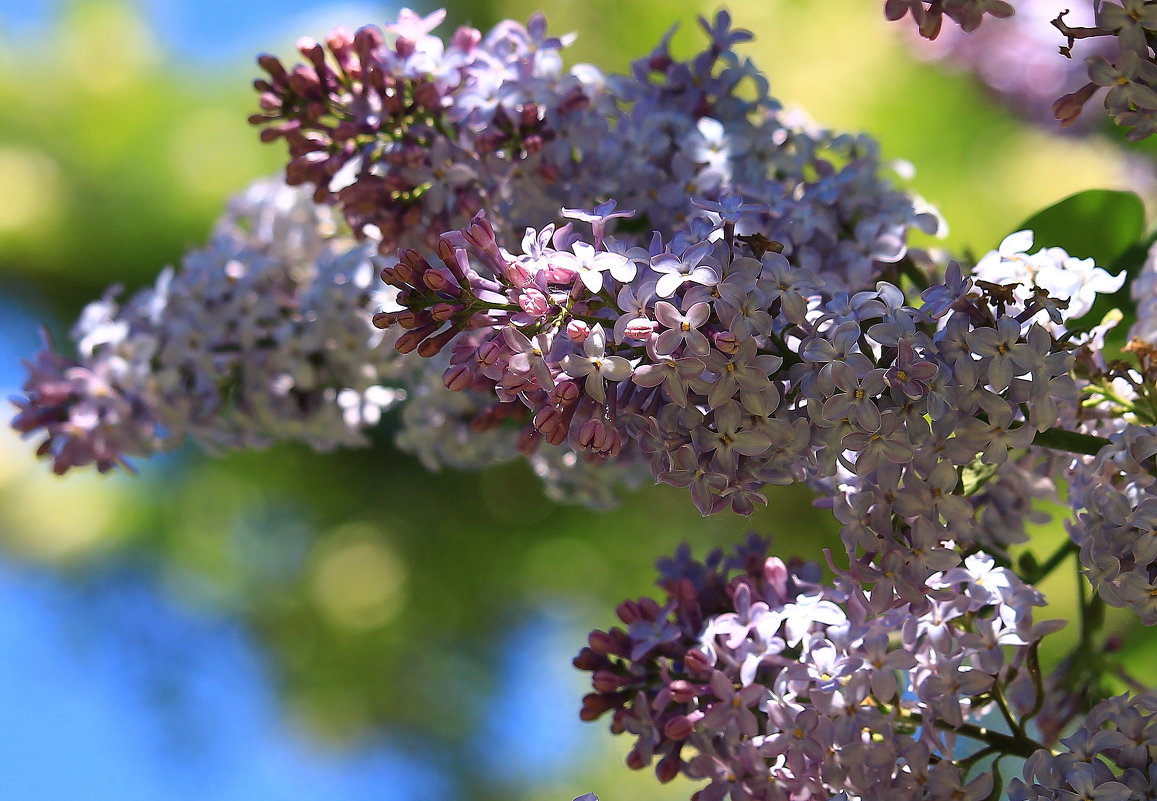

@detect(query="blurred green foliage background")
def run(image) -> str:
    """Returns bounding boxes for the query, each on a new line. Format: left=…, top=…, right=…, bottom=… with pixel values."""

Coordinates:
left=0, top=1, right=1154, bottom=800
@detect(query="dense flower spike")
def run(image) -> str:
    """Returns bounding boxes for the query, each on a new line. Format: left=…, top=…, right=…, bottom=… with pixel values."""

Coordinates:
left=13, top=8, right=1157, bottom=800
left=11, top=180, right=406, bottom=472
left=577, top=538, right=1063, bottom=801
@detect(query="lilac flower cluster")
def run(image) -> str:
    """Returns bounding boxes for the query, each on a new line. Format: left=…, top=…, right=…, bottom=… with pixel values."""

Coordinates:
left=883, top=0, right=1157, bottom=139
left=884, top=0, right=1013, bottom=40
left=379, top=199, right=1131, bottom=602
left=576, top=537, right=1062, bottom=801
left=1067, top=424, right=1157, bottom=624
left=11, top=179, right=405, bottom=473
left=250, top=8, right=617, bottom=253
left=1051, top=0, right=1157, bottom=139
left=253, top=9, right=937, bottom=293
left=900, top=0, right=1112, bottom=128
left=1010, top=692, right=1157, bottom=801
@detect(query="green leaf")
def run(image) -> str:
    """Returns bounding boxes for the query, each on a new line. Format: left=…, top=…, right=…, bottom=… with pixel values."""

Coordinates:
left=1009, top=189, right=1146, bottom=266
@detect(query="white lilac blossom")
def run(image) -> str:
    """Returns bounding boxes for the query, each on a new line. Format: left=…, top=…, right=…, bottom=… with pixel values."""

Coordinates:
left=576, top=538, right=1063, bottom=801
left=12, top=179, right=405, bottom=473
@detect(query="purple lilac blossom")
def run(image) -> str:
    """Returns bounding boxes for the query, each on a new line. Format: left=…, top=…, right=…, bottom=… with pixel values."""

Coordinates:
left=1010, top=693, right=1157, bottom=801
left=11, top=179, right=405, bottom=473
left=576, top=538, right=1063, bottom=801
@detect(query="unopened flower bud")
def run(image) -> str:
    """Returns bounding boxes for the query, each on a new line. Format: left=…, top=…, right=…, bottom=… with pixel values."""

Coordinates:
left=713, top=330, right=741, bottom=354
left=534, top=406, right=565, bottom=437
left=476, top=339, right=505, bottom=367
left=683, top=648, right=713, bottom=677
left=417, top=327, right=457, bottom=358
left=580, top=693, right=618, bottom=722
left=668, top=679, right=696, bottom=704
left=655, top=752, right=682, bottom=784
left=663, top=713, right=698, bottom=741
left=395, top=322, right=439, bottom=354
left=443, top=363, right=474, bottom=392
left=517, top=288, right=549, bottom=317
left=371, top=311, right=398, bottom=329
left=550, top=380, right=580, bottom=406
left=567, top=320, right=590, bottom=343
left=430, top=302, right=463, bottom=323
left=592, top=670, right=622, bottom=693
left=616, top=599, right=642, bottom=624
left=625, top=743, right=650, bottom=770
left=624, top=318, right=656, bottom=340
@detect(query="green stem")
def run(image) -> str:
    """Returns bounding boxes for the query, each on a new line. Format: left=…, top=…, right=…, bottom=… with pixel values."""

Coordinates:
left=1023, top=540, right=1078, bottom=585
left=892, top=708, right=1044, bottom=759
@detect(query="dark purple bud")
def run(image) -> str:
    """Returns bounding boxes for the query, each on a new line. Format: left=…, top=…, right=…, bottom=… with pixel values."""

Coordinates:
left=577, top=418, right=608, bottom=451
left=655, top=753, right=682, bottom=784
left=592, top=670, right=622, bottom=693
left=257, top=92, right=282, bottom=111
left=683, top=649, right=713, bottom=678
left=443, top=364, right=474, bottom=392
left=392, top=260, right=420, bottom=287
left=393, top=310, right=425, bottom=330
left=430, top=302, right=463, bottom=323
left=296, top=37, right=326, bottom=74
left=423, top=269, right=459, bottom=294
left=663, top=714, right=695, bottom=741
left=588, top=629, right=616, bottom=655
left=395, top=322, right=439, bottom=354
left=476, top=339, right=504, bottom=368
left=417, top=327, right=457, bottom=358
left=256, top=53, right=288, bottom=84
left=579, top=693, right=617, bottom=722
left=353, top=24, right=383, bottom=57
left=616, top=600, right=642, bottom=624
left=287, top=65, right=322, bottom=98
left=626, top=743, right=651, bottom=771
left=326, top=27, right=355, bottom=73
left=572, top=646, right=604, bottom=671
left=638, top=597, right=661, bottom=619
left=550, top=380, right=580, bottom=406
left=534, top=406, right=565, bottom=437
left=464, top=211, right=497, bottom=252
left=371, top=311, right=398, bottom=329
left=451, top=25, right=482, bottom=50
